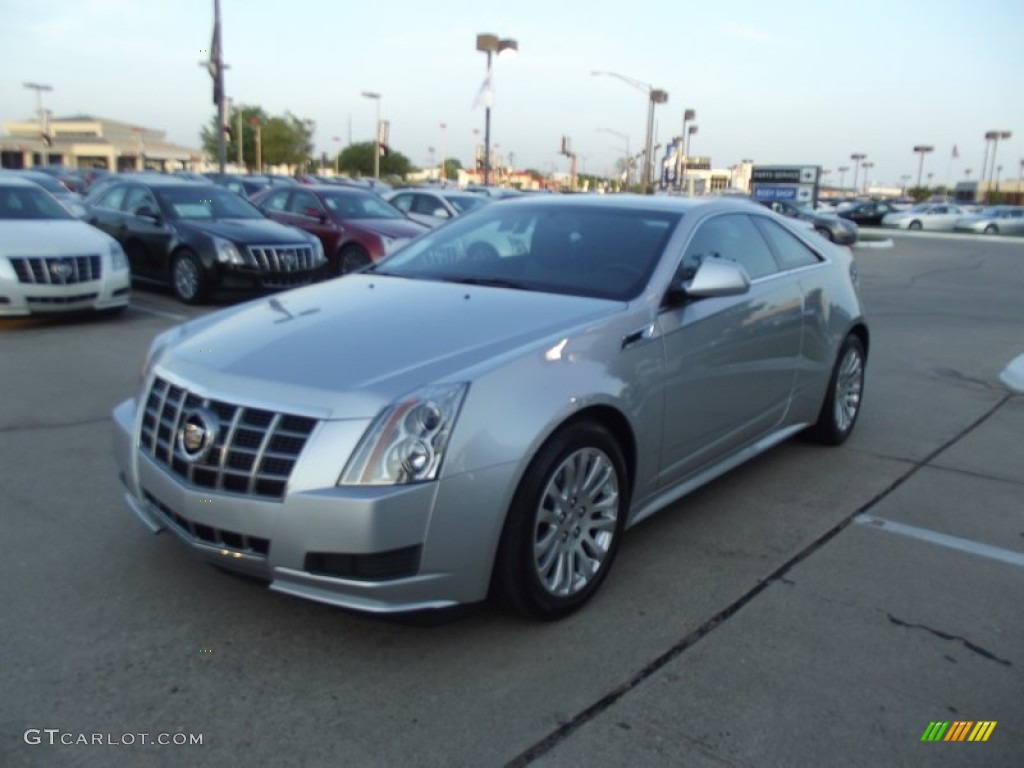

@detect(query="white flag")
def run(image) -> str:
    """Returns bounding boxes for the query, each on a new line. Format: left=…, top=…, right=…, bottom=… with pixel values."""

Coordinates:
left=472, top=68, right=495, bottom=109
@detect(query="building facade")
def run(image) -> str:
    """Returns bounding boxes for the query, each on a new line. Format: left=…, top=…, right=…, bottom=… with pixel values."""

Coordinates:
left=0, top=115, right=202, bottom=171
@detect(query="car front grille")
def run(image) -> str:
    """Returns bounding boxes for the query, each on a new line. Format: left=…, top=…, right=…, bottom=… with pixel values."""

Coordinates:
left=247, top=244, right=316, bottom=273
left=27, top=293, right=100, bottom=305
left=139, top=376, right=318, bottom=500
left=143, top=490, right=270, bottom=557
left=10, top=255, right=102, bottom=284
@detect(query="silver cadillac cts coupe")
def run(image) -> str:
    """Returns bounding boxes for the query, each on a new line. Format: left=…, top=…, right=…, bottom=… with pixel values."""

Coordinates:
left=113, top=195, right=868, bottom=620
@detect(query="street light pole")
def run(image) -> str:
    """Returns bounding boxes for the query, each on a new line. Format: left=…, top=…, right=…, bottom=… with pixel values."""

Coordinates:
left=476, top=33, right=518, bottom=187
left=850, top=153, right=866, bottom=195
left=592, top=70, right=668, bottom=194
left=361, top=91, right=381, bottom=179
left=913, top=145, right=934, bottom=189
left=597, top=127, right=631, bottom=187
left=986, top=130, right=1011, bottom=199
left=682, top=124, right=698, bottom=196
left=861, top=161, right=874, bottom=194
left=439, top=123, right=447, bottom=184
left=23, top=82, right=53, bottom=167
left=838, top=165, right=850, bottom=190
left=676, top=108, right=695, bottom=192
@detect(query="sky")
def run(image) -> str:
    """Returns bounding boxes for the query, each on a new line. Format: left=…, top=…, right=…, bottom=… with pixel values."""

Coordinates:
left=2, top=0, right=1023, bottom=187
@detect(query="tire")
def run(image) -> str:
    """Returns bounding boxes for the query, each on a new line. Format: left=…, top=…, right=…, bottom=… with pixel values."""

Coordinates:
left=908, top=220, right=922, bottom=230
left=493, top=422, right=628, bottom=620
left=814, top=226, right=834, bottom=242
left=983, top=224, right=998, bottom=235
left=805, top=335, right=866, bottom=445
left=339, top=245, right=371, bottom=275
left=171, top=250, right=207, bottom=304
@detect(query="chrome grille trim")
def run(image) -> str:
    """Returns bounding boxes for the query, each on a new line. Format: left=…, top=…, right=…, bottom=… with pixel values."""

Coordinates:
left=139, top=376, right=318, bottom=501
left=10, top=255, right=102, bottom=285
left=246, top=244, right=316, bottom=273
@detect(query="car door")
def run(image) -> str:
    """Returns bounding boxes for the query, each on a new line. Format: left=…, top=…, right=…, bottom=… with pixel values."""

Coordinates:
left=284, top=190, right=334, bottom=246
left=657, top=212, right=803, bottom=485
left=121, top=186, right=173, bottom=278
left=256, top=188, right=291, bottom=224
left=86, top=184, right=130, bottom=239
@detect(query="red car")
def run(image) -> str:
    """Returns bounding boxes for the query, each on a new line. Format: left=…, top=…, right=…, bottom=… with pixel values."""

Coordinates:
left=251, top=185, right=428, bottom=274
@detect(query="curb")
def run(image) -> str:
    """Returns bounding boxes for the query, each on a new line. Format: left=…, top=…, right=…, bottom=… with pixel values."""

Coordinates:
left=877, top=229, right=1024, bottom=244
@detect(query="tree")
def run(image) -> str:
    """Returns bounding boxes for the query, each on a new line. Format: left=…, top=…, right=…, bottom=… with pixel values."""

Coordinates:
left=442, top=158, right=462, bottom=182
left=338, top=141, right=414, bottom=179
left=201, top=105, right=313, bottom=171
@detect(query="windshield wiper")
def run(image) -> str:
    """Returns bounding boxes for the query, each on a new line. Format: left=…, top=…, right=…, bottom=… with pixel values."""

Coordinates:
left=441, top=276, right=530, bottom=290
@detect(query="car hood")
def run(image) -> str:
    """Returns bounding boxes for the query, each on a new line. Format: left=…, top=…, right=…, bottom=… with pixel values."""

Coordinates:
left=344, top=218, right=428, bottom=238
left=154, top=275, right=621, bottom=419
left=180, top=217, right=312, bottom=244
left=0, top=219, right=115, bottom=256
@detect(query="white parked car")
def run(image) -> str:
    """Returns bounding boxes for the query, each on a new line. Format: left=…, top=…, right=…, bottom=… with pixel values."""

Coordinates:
left=0, top=176, right=131, bottom=317
left=881, top=203, right=966, bottom=231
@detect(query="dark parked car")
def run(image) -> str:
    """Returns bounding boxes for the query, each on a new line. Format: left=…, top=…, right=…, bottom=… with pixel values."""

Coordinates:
left=28, top=165, right=87, bottom=194
left=838, top=201, right=902, bottom=226
left=84, top=178, right=325, bottom=303
left=758, top=200, right=858, bottom=245
left=251, top=185, right=428, bottom=274
left=204, top=173, right=272, bottom=200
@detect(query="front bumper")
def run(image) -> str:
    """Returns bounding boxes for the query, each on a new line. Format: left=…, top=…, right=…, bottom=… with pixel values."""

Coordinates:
left=112, top=397, right=516, bottom=613
left=0, top=270, right=130, bottom=317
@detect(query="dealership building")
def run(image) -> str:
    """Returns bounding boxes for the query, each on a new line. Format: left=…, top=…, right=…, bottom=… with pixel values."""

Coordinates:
left=0, top=115, right=202, bottom=171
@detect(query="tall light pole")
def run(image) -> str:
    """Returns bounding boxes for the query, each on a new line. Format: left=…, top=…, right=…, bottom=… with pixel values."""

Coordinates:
left=332, top=136, right=340, bottom=174
left=593, top=70, right=668, bottom=194
left=861, top=161, right=874, bottom=193
left=682, top=124, right=698, bottom=196
left=900, top=174, right=911, bottom=195
left=676, top=108, right=695, bottom=192
left=23, top=82, right=54, bottom=167
left=597, top=127, right=631, bottom=186
left=361, top=91, right=381, bottom=179
left=986, top=130, right=1011, bottom=197
left=476, top=33, right=518, bottom=186
left=850, top=153, right=866, bottom=195
left=439, top=123, right=447, bottom=184
left=838, top=165, right=850, bottom=190
left=913, top=145, right=934, bottom=189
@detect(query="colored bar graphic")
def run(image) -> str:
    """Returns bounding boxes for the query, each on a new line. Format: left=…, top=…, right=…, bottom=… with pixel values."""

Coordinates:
left=921, top=722, right=949, bottom=741
left=922, top=720, right=996, bottom=742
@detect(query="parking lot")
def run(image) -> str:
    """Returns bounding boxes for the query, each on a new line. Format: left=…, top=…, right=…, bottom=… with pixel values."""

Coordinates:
left=2, top=233, right=1022, bottom=766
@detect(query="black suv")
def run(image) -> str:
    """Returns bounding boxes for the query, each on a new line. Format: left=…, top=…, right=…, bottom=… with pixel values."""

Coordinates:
left=84, top=178, right=325, bottom=303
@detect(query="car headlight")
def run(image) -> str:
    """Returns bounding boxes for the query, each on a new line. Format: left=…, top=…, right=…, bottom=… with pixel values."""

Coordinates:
left=380, top=235, right=397, bottom=254
left=139, top=327, right=177, bottom=385
left=309, top=235, right=325, bottom=264
left=213, top=236, right=245, bottom=265
left=339, top=383, right=468, bottom=486
left=66, top=201, right=88, bottom=218
left=109, top=240, right=128, bottom=271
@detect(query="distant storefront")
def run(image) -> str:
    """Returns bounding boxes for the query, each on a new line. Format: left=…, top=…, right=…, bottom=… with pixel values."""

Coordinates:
left=0, top=115, right=202, bottom=171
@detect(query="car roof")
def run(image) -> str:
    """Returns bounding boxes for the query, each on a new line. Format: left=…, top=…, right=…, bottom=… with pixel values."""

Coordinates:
left=0, top=175, right=44, bottom=188
left=104, top=177, right=217, bottom=190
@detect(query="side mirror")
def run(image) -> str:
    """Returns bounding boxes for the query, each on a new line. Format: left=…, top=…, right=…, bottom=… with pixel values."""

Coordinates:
left=668, top=258, right=750, bottom=303
left=136, top=205, right=160, bottom=221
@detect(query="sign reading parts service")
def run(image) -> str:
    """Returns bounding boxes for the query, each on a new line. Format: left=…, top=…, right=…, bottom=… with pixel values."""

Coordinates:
left=751, top=166, right=820, bottom=184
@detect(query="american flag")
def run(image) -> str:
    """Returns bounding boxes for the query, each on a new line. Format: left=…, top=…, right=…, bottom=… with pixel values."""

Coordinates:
left=952, top=145, right=959, bottom=159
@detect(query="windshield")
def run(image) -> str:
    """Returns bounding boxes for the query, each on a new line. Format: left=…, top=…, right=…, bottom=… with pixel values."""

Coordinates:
left=908, top=204, right=931, bottom=212
left=446, top=195, right=489, bottom=214
left=370, top=202, right=680, bottom=301
left=156, top=186, right=264, bottom=219
left=0, top=185, right=74, bottom=220
left=322, top=192, right=405, bottom=220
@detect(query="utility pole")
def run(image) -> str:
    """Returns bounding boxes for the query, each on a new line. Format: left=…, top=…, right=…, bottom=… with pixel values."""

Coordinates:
left=236, top=107, right=243, bottom=168
left=23, top=82, right=53, bottom=167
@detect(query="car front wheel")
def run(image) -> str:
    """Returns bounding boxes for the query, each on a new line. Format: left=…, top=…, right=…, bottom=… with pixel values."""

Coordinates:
left=171, top=250, right=207, bottom=304
left=805, top=334, right=866, bottom=445
left=908, top=220, right=923, bottom=230
left=984, top=224, right=998, bottom=235
left=339, top=245, right=371, bottom=275
left=494, top=422, right=628, bottom=620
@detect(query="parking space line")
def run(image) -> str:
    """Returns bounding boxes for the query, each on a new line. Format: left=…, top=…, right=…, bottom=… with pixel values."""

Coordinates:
left=854, top=514, right=1024, bottom=567
left=129, top=302, right=187, bottom=321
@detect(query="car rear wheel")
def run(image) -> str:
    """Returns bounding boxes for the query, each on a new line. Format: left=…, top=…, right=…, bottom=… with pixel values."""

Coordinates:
left=908, top=220, right=923, bottom=230
left=983, top=224, right=998, bottom=235
left=494, top=422, right=627, bottom=620
left=339, top=245, right=371, bottom=275
left=805, top=334, right=866, bottom=446
left=171, top=250, right=207, bottom=304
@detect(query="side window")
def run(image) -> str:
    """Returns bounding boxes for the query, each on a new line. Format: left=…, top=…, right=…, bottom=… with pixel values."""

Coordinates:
left=123, top=186, right=157, bottom=214
left=263, top=190, right=289, bottom=212
left=288, top=191, right=320, bottom=215
left=678, top=214, right=779, bottom=282
left=97, top=185, right=127, bottom=211
left=753, top=217, right=821, bottom=270
left=390, top=194, right=413, bottom=212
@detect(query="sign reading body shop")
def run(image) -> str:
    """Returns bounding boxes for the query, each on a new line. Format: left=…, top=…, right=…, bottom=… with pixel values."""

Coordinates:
left=750, top=165, right=820, bottom=206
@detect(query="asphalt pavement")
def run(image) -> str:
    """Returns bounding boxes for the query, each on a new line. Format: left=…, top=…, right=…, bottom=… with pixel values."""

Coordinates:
left=1, top=232, right=1021, bottom=767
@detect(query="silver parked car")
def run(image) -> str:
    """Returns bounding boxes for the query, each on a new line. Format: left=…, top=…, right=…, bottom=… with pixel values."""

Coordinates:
left=881, top=203, right=966, bottom=230
left=954, top=205, right=1024, bottom=235
left=384, top=188, right=491, bottom=228
left=113, top=196, right=868, bottom=619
